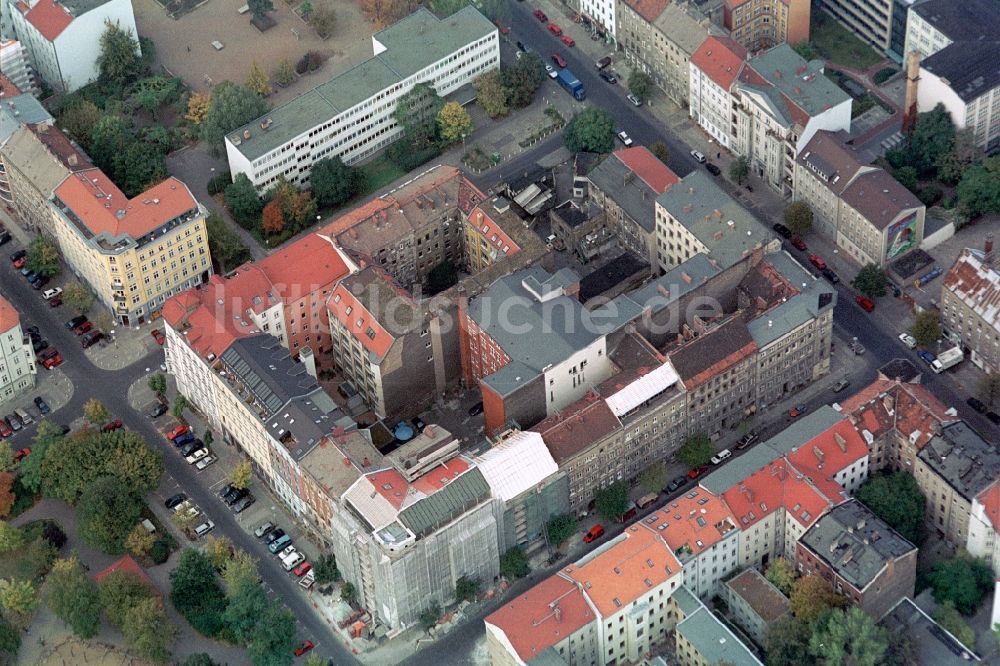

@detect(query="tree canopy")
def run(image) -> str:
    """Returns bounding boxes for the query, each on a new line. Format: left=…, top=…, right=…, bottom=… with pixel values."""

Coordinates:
left=44, top=555, right=102, bottom=638
left=203, top=81, right=270, bottom=157
left=927, top=554, right=993, bottom=615
left=851, top=264, right=889, bottom=299
left=393, top=83, right=443, bottom=149
left=475, top=70, right=508, bottom=119
left=765, top=557, right=796, bottom=596
left=310, top=157, right=361, bottom=209
left=563, top=107, right=615, bottom=154
left=678, top=433, right=715, bottom=469
left=593, top=481, right=630, bottom=521
left=246, top=604, right=296, bottom=666
left=26, top=236, right=60, bottom=277
left=97, top=20, right=144, bottom=89
left=650, top=142, right=670, bottom=166
left=627, top=71, right=653, bottom=103
left=206, top=212, right=251, bottom=273
left=910, top=310, right=941, bottom=348
left=729, top=156, right=750, bottom=185
left=22, top=418, right=61, bottom=492
left=978, top=372, right=1000, bottom=408
left=790, top=574, right=845, bottom=623
left=809, top=607, right=889, bottom=666
left=499, top=547, right=529, bottom=579
left=784, top=201, right=813, bottom=234
left=62, top=282, right=94, bottom=315
left=437, top=102, right=473, bottom=145
left=77, top=476, right=144, bottom=554
left=766, top=616, right=812, bottom=666
left=856, top=472, right=926, bottom=545
left=546, top=513, right=577, bottom=546
left=957, top=155, right=1000, bottom=221
left=502, top=55, right=545, bottom=109
left=225, top=174, right=265, bottom=230
left=907, top=104, right=956, bottom=176
left=170, top=549, right=229, bottom=638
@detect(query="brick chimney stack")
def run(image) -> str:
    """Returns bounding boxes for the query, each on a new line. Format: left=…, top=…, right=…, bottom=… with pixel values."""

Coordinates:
left=903, top=51, right=921, bottom=133
left=985, top=233, right=994, bottom=267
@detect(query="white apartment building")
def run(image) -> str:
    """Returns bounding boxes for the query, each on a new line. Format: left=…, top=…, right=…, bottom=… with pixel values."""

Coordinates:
left=903, top=0, right=995, bottom=59
left=968, top=481, right=1000, bottom=576
left=0, top=39, right=36, bottom=94
left=918, top=51, right=1000, bottom=153
left=580, top=0, right=616, bottom=43
left=6, top=0, right=138, bottom=93
left=225, top=7, right=498, bottom=192
left=0, top=296, right=35, bottom=402
left=689, top=36, right=747, bottom=150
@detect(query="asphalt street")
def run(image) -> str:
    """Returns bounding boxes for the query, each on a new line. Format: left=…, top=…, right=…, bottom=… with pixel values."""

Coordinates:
left=0, top=249, right=356, bottom=665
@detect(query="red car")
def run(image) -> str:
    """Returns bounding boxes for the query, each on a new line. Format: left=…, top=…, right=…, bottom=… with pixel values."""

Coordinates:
left=808, top=254, right=826, bottom=270
left=14, top=448, right=30, bottom=462
left=0, top=420, right=11, bottom=439
left=293, top=640, right=315, bottom=657
left=547, top=23, right=562, bottom=36
left=48, top=295, right=62, bottom=307
left=561, top=35, right=575, bottom=47
left=166, top=425, right=189, bottom=441
left=790, top=235, right=807, bottom=251
left=13, top=256, right=26, bottom=269
left=551, top=53, right=567, bottom=68
left=38, top=348, right=62, bottom=369
left=494, top=19, right=510, bottom=34
left=532, top=8, right=547, bottom=21
left=73, top=321, right=92, bottom=336
left=855, top=294, right=875, bottom=312
left=789, top=405, right=807, bottom=418
left=101, top=419, right=123, bottom=433
left=583, top=524, right=604, bottom=543
left=151, top=329, right=165, bottom=345
left=687, top=464, right=708, bottom=479
left=293, top=561, right=312, bottom=577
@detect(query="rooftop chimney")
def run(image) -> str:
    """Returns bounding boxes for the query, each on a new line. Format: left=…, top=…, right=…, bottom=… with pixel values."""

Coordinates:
left=985, top=233, right=994, bottom=267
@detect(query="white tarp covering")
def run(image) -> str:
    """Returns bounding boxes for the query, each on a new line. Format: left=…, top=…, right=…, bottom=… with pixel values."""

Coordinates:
left=474, top=431, right=558, bottom=501
left=605, top=362, right=679, bottom=417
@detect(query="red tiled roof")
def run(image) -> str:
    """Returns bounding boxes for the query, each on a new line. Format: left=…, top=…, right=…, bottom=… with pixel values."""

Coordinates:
left=691, top=36, right=747, bottom=90
left=94, top=555, right=153, bottom=587
left=644, top=489, right=737, bottom=557
left=29, top=122, right=92, bottom=172
left=977, top=481, right=1000, bottom=532
left=785, top=418, right=868, bottom=499
left=621, top=0, right=669, bottom=22
left=55, top=170, right=199, bottom=240
left=366, top=468, right=409, bottom=509
left=614, top=147, right=680, bottom=195
left=0, top=73, right=21, bottom=96
left=485, top=575, right=595, bottom=661
left=327, top=281, right=395, bottom=360
left=24, top=0, right=73, bottom=42
left=944, top=250, right=1000, bottom=327
left=721, top=457, right=834, bottom=530
left=0, top=295, right=20, bottom=333
left=256, top=234, right=350, bottom=304
left=468, top=206, right=521, bottom=257
left=838, top=379, right=957, bottom=451
left=531, top=393, right=622, bottom=464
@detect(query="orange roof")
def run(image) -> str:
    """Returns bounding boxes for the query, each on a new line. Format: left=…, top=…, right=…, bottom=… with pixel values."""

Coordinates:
left=468, top=206, right=520, bottom=257
left=722, top=458, right=833, bottom=530
left=366, top=468, right=409, bottom=509
left=54, top=170, right=199, bottom=240
left=977, top=481, right=1000, bottom=532
left=0, top=295, right=19, bottom=333
left=0, top=73, right=21, bottom=96
left=531, top=393, right=622, bottom=464
left=411, top=458, right=471, bottom=495
left=784, top=418, right=868, bottom=499
left=561, top=523, right=681, bottom=618
left=365, top=457, right=473, bottom=510
left=614, top=147, right=680, bottom=195
left=838, top=379, right=957, bottom=451
left=485, top=575, right=595, bottom=661
left=327, top=281, right=395, bottom=359
left=94, top=555, right=153, bottom=587
left=621, top=0, right=669, bottom=22
left=256, top=234, right=350, bottom=304
left=644, top=489, right=737, bottom=559
left=24, top=0, right=72, bottom=41
left=691, top=36, right=747, bottom=90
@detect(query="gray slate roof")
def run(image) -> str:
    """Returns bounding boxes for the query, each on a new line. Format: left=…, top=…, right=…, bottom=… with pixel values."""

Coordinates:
left=748, top=255, right=836, bottom=348
left=922, top=41, right=1000, bottom=103
left=0, top=94, right=51, bottom=146
left=398, top=466, right=490, bottom=537
left=918, top=421, right=1000, bottom=502
left=628, top=253, right=721, bottom=315
left=676, top=607, right=763, bottom=666
left=799, top=499, right=916, bottom=591
left=880, top=597, right=980, bottom=664
left=587, top=152, right=659, bottom=232
left=656, top=171, right=775, bottom=269
left=911, top=0, right=1000, bottom=43
left=742, top=44, right=851, bottom=122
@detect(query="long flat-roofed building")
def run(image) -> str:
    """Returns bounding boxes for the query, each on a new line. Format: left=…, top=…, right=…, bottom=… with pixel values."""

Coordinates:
left=225, top=7, right=498, bottom=192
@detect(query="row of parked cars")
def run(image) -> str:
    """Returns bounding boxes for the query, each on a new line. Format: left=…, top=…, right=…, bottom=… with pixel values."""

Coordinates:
left=164, top=493, right=215, bottom=538
left=253, top=521, right=313, bottom=579
left=166, top=425, right=217, bottom=472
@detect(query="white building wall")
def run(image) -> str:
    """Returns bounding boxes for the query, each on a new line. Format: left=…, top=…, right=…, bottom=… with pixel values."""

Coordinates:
left=543, top=338, right=612, bottom=416
left=917, top=67, right=968, bottom=128
left=0, top=317, right=35, bottom=401
left=595, top=572, right=681, bottom=665
left=689, top=65, right=734, bottom=148
left=797, top=102, right=853, bottom=155
left=0, top=40, right=36, bottom=93
left=834, top=454, right=869, bottom=495
left=903, top=11, right=951, bottom=58
left=967, top=496, right=1000, bottom=576
left=580, top=0, right=616, bottom=40
left=53, top=0, right=137, bottom=92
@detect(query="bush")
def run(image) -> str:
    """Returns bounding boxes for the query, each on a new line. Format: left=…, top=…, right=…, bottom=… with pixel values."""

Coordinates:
left=295, top=55, right=309, bottom=75
left=873, top=67, right=897, bottom=84
left=41, top=522, right=66, bottom=550
left=150, top=540, right=170, bottom=564
left=918, top=185, right=943, bottom=206
left=207, top=171, right=232, bottom=196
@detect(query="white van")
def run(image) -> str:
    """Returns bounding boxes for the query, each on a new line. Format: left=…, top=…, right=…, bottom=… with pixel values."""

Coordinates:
left=193, top=520, right=214, bottom=537
left=14, top=408, right=32, bottom=425
left=710, top=448, right=732, bottom=465
left=282, top=551, right=305, bottom=571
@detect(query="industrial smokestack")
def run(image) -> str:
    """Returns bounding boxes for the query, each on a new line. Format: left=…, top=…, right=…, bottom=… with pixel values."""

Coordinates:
left=903, top=51, right=921, bottom=133
left=985, top=233, right=994, bottom=267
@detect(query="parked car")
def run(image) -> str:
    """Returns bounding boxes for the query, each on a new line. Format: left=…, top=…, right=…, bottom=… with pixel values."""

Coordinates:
left=855, top=295, right=875, bottom=312
left=547, top=23, right=562, bottom=36
left=596, top=55, right=612, bottom=69
left=790, top=236, right=807, bottom=251
left=232, top=494, right=255, bottom=513
left=772, top=223, right=792, bottom=238
left=468, top=401, right=484, bottom=416
left=626, top=93, right=643, bottom=107
left=10, top=249, right=26, bottom=263
left=12, top=255, right=26, bottom=269
left=710, top=448, right=732, bottom=465
left=293, top=641, right=315, bottom=657
left=193, top=520, right=215, bottom=538
left=665, top=475, right=687, bottom=493
left=48, top=295, right=62, bottom=308
left=13, top=448, right=30, bottom=462
left=72, top=321, right=92, bottom=336
left=224, top=487, right=249, bottom=506
left=821, top=267, right=840, bottom=284
left=898, top=332, right=917, bottom=348
left=832, top=378, right=851, bottom=393
left=166, top=425, right=190, bottom=441
left=789, top=405, right=807, bottom=418
left=195, top=455, right=217, bottom=470
left=218, top=483, right=236, bottom=499
left=150, top=329, right=165, bottom=345
left=616, top=130, right=633, bottom=146
left=532, top=9, right=547, bottom=21
left=33, top=397, right=50, bottom=414
left=967, top=397, right=988, bottom=414
left=81, top=330, right=104, bottom=348
left=185, top=448, right=209, bottom=464
left=282, top=552, right=305, bottom=571
left=101, top=419, right=123, bottom=433
left=42, top=287, right=62, bottom=300
left=599, top=70, right=617, bottom=84
left=255, top=522, right=275, bottom=539
left=544, top=63, right=558, bottom=78
left=268, top=534, right=292, bottom=553
left=14, top=408, right=31, bottom=426
left=65, top=316, right=87, bottom=330
left=583, top=524, right=604, bottom=543
left=737, top=431, right=758, bottom=449
left=0, top=419, right=11, bottom=438
left=686, top=464, right=708, bottom=479
left=705, top=163, right=721, bottom=176
left=561, top=35, right=575, bottom=47
left=293, top=561, right=312, bottom=577
left=986, top=411, right=1000, bottom=425
left=180, top=440, right=203, bottom=457
left=551, top=53, right=566, bottom=68
left=31, top=338, right=48, bottom=354
left=148, top=403, right=168, bottom=418
left=5, top=414, right=20, bottom=432
left=918, top=350, right=936, bottom=366
left=689, top=150, right=706, bottom=163
left=38, top=348, right=62, bottom=369
left=30, top=275, right=49, bottom=290
left=165, top=493, right=187, bottom=509
left=264, top=528, right=286, bottom=544
left=808, top=254, right=827, bottom=270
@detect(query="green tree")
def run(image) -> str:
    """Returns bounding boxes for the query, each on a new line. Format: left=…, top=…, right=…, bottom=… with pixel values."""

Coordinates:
left=203, top=81, right=270, bottom=157
left=437, top=101, right=473, bottom=145
left=650, top=142, right=670, bottom=166
left=123, top=596, right=176, bottom=663
left=627, top=70, right=654, bottom=103
left=932, top=601, right=975, bottom=648
left=978, top=372, right=1000, bottom=407
left=455, top=576, right=479, bottom=602
left=728, top=155, right=750, bottom=185
left=340, top=581, right=357, bottom=605
left=908, top=103, right=956, bottom=176
left=273, top=60, right=296, bottom=87
left=911, top=309, right=941, bottom=348
left=502, top=54, right=544, bottom=109
left=124, top=524, right=155, bottom=558
left=0, top=578, right=36, bottom=620
left=678, top=433, right=715, bottom=469
left=246, top=62, right=272, bottom=97
left=765, top=557, right=796, bottom=596
left=928, top=554, right=994, bottom=615
left=394, top=83, right=444, bottom=148
left=308, top=1, right=336, bottom=36
left=894, top=165, right=918, bottom=192
left=148, top=373, right=167, bottom=397
left=430, top=0, right=465, bottom=17
left=546, top=513, right=578, bottom=546
left=204, top=535, right=234, bottom=571
left=87, top=115, right=131, bottom=173
left=851, top=264, right=889, bottom=299
left=593, top=481, right=629, bottom=521
left=313, top=554, right=340, bottom=585
left=231, top=461, right=253, bottom=490
left=0, top=444, right=13, bottom=474
left=59, top=100, right=103, bottom=147
left=766, top=616, right=812, bottom=666
left=114, top=139, right=168, bottom=198
left=0, top=615, right=19, bottom=663
left=222, top=550, right=260, bottom=595
left=26, top=235, right=60, bottom=277
left=248, top=0, right=273, bottom=20
left=855, top=471, right=926, bottom=545
left=475, top=70, right=508, bottom=119
left=419, top=602, right=441, bottom=630
left=97, top=20, right=144, bottom=89
left=479, top=0, right=510, bottom=23
left=41, top=429, right=162, bottom=503
left=99, top=569, right=153, bottom=628
left=206, top=212, right=251, bottom=272
left=809, top=607, right=889, bottom=666
left=563, top=107, right=615, bottom=154
left=936, top=128, right=978, bottom=185
left=790, top=574, right=845, bottom=624
left=83, top=399, right=110, bottom=426
left=246, top=604, right=296, bottom=666
left=172, top=394, right=189, bottom=419
left=784, top=201, right=813, bottom=234
left=225, top=175, right=265, bottom=230
left=310, top=157, right=360, bottom=208
left=268, top=177, right=317, bottom=231
left=128, top=76, right=181, bottom=117
left=169, top=550, right=228, bottom=637
left=957, top=155, right=1000, bottom=220
left=61, top=281, right=94, bottom=314
left=0, top=522, right=23, bottom=554
left=223, top=580, right=268, bottom=644
left=499, top=547, right=529, bottom=579
left=23, top=422, right=65, bottom=493
left=44, top=555, right=101, bottom=638
left=78, top=476, right=144, bottom=555
left=639, top=461, right=666, bottom=494
left=204, top=430, right=215, bottom=447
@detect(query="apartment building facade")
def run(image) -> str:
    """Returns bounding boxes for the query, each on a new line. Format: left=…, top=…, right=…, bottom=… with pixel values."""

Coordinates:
left=941, top=247, right=1000, bottom=373
left=794, top=131, right=925, bottom=267
left=817, top=0, right=913, bottom=61
left=0, top=296, right=35, bottom=401
left=903, top=0, right=996, bottom=59
left=689, top=36, right=748, bottom=150
left=225, top=8, right=498, bottom=192
left=918, top=46, right=1000, bottom=153
left=7, top=0, right=138, bottom=92
left=721, top=569, right=790, bottom=645
left=967, top=481, right=1000, bottom=576
left=0, top=39, right=36, bottom=94
left=723, top=0, right=810, bottom=53
left=0, top=95, right=51, bottom=208
left=50, top=170, right=210, bottom=325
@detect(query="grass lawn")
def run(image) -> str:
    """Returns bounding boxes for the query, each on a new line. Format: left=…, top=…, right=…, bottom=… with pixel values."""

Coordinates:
left=809, top=10, right=883, bottom=70
left=360, top=158, right=407, bottom=193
